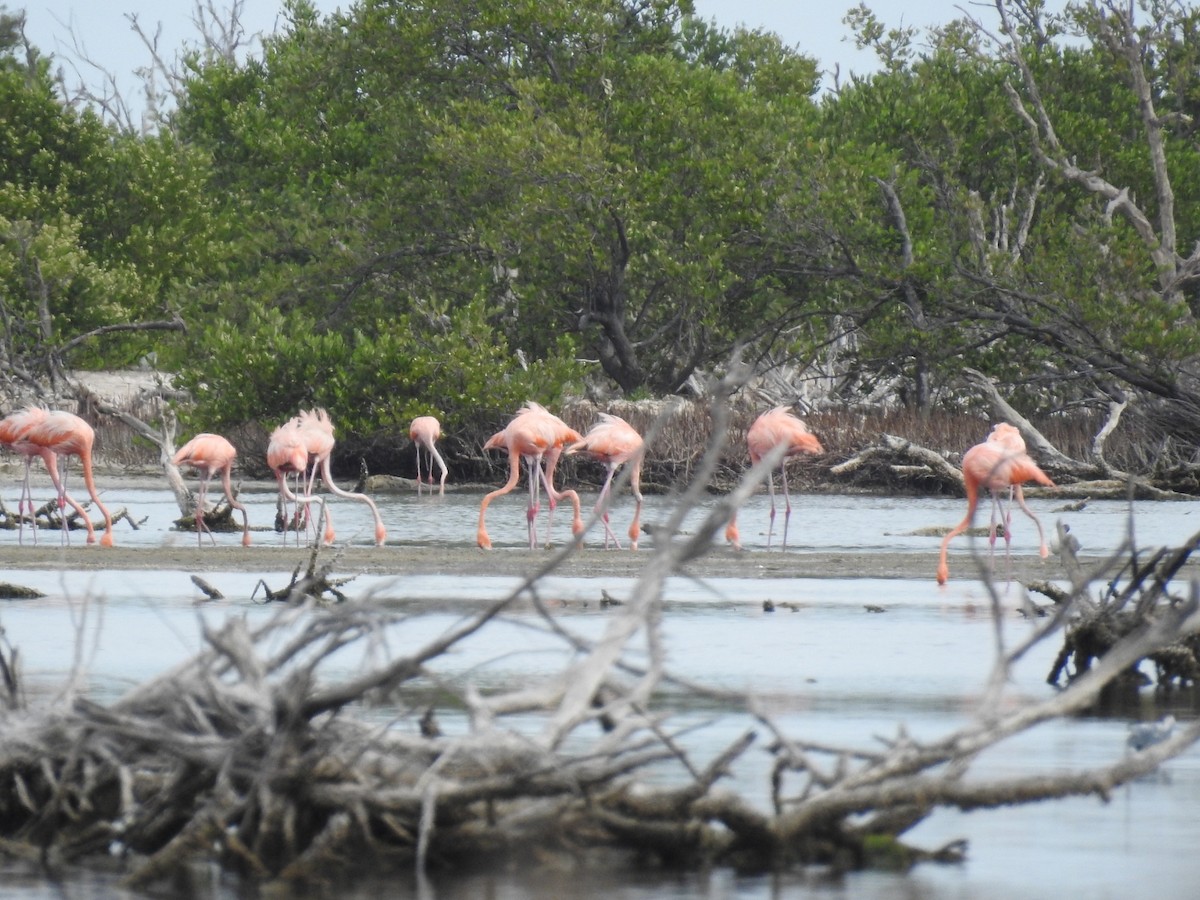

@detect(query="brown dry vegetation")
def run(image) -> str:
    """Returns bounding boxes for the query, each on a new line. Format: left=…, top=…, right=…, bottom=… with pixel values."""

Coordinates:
left=91, top=403, right=1180, bottom=501
left=59, top=369, right=1199, bottom=497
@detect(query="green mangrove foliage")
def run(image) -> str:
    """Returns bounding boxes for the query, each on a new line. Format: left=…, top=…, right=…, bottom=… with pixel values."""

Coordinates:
left=4, top=0, right=1200, bottom=464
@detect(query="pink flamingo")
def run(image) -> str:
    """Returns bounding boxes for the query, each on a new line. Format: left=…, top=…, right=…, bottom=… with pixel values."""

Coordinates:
left=936, top=426, right=1055, bottom=585
left=526, top=404, right=584, bottom=545
left=23, top=410, right=114, bottom=547
left=725, top=406, right=824, bottom=550
left=409, top=415, right=448, bottom=495
left=0, top=406, right=51, bottom=544
left=296, top=408, right=387, bottom=546
left=567, top=414, right=645, bottom=550
left=173, top=433, right=251, bottom=547
left=477, top=403, right=583, bottom=549
left=267, top=418, right=333, bottom=546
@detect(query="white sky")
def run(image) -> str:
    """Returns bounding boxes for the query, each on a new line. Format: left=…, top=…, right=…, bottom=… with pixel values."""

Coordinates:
left=20, top=0, right=957, bottom=103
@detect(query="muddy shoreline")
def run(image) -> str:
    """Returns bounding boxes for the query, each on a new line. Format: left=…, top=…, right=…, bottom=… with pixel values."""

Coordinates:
left=0, top=472, right=1133, bottom=584
left=0, top=539, right=1081, bottom=584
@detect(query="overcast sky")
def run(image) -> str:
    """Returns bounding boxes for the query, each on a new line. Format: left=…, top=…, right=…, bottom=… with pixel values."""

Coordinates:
left=21, top=0, right=956, bottom=104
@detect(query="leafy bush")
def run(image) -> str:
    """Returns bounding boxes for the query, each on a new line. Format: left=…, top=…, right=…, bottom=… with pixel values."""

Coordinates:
left=178, top=296, right=584, bottom=469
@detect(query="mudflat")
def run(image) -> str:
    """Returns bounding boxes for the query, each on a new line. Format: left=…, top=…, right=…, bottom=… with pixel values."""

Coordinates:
left=0, top=540, right=1069, bottom=584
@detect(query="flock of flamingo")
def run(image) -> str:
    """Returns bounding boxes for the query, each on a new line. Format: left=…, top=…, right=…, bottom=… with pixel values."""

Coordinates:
left=0, top=401, right=1055, bottom=583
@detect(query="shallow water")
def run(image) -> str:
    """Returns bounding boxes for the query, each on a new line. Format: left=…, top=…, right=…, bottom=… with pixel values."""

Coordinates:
left=2, top=485, right=1200, bottom=898
left=82, top=480, right=1200, bottom=555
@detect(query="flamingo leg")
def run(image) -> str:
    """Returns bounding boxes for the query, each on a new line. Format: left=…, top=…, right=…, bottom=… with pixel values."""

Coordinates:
left=987, top=492, right=1000, bottom=558
left=279, top=472, right=330, bottom=546
left=541, top=446, right=560, bottom=545
left=219, top=466, right=251, bottom=547
left=477, top=449, right=521, bottom=549
left=276, top=473, right=309, bottom=546
left=594, top=465, right=622, bottom=550
left=539, top=446, right=582, bottom=546
left=1012, top=485, right=1049, bottom=558
left=765, top=470, right=778, bottom=548
left=627, top=462, right=644, bottom=551
left=195, top=471, right=214, bottom=547
left=527, top=456, right=543, bottom=550
left=1001, top=488, right=1015, bottom=585
left=18, top=457, right=36, bottom=546
left=985, top=489, right=1011, bottom=586
left=294, top=469, right=322, bottom=544
left=538, top=460, right=580, bottom=548
left=937, top=480, right=981, bottom=586
left=780, top=465, right=794, bottom=549
left=725, top=511, right=741, bottom=549
left=48, top=455, right=96, bottom=545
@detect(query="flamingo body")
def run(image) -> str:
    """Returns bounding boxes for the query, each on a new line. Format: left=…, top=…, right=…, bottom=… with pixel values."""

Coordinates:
left=173, top=433, right=251, bottom=547
left=23, top=410, right=113, bottom=547
left=936, top=428, right=1055, bottom=585
left=409, top=415, right=448, bottom=495
left=725, top=406, right=823, bottom=550
left=477, top=403, right=582, bottom=549
left=268, top=418, right=333, bottom=546
left=0, top=406, right=51, bottom=544
left=567, top=414, right=645, bottom=550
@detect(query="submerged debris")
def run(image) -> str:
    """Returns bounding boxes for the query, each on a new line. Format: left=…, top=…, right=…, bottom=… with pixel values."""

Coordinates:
left=251, top=542, right=355, bottom=604
left=190, top=575, right=224, bottom=601
left=0, top=582, right=44, bottom=600
left=1128, top=715, right=1177, bottom=752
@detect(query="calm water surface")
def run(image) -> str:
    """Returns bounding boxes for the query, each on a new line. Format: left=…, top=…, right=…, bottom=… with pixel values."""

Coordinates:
left=2, top=486, right=1200, bottom=899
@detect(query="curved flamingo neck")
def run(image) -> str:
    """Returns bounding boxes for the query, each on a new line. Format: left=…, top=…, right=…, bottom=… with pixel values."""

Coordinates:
left=319, top=456, right=386, bottom=545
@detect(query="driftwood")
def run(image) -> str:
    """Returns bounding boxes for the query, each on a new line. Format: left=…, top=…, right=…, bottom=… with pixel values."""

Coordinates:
left=251, top=541, right=355, bottom=605
left=831, top=433, right=965, bottom=492
left=189, top=576, right=224, bottom=602
left=1048, top=529, right=1200, bottom=689
left=1, top=386, right=1199, bottom=891
left=174, top=497, right=244, bottom=534
left=0, top=499, right=136, bottom=536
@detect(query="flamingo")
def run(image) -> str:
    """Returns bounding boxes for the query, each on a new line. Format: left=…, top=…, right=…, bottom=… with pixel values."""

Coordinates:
left=267, top=418, right=333, bottom=546
left=296, top=408, right=387, bottom=546
left=985, top=423, right=1027, bottom=551
left=525, top=404, right=584, bottom=545
left=172, top=433, right=251, bottom=547
left=566, top=413, right=645, bottom=550
left=0, top=405, right=51, bottom=544
left=936, top=427, right=1055, bottom=585
left=477, top=403, right=583, bottom=549
left=409, top=415, right=448, bottom=495
left=22, top=410, right=114, bottom=547
left=725, top=406, right=824, bottom=550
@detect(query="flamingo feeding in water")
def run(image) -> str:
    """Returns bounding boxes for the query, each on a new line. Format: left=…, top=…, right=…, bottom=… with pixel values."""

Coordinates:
left=296, top=408, right=387, bottom=546
left=725, top=406, right=824, bottom=550
left=936, top=424, right=1055, bottom=585
left=0, top=405, right=51, bottom=544
left=22, top=410, right=114, bottom=547
left=173, top=433, right=251, bottom=547
left=567, top=413, right=645, bottom=550
left=409, top=415, right=448, bottom=495
left=267, top=417, right=333, bottom=546
left=477, top=402, right=583, bottom=549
